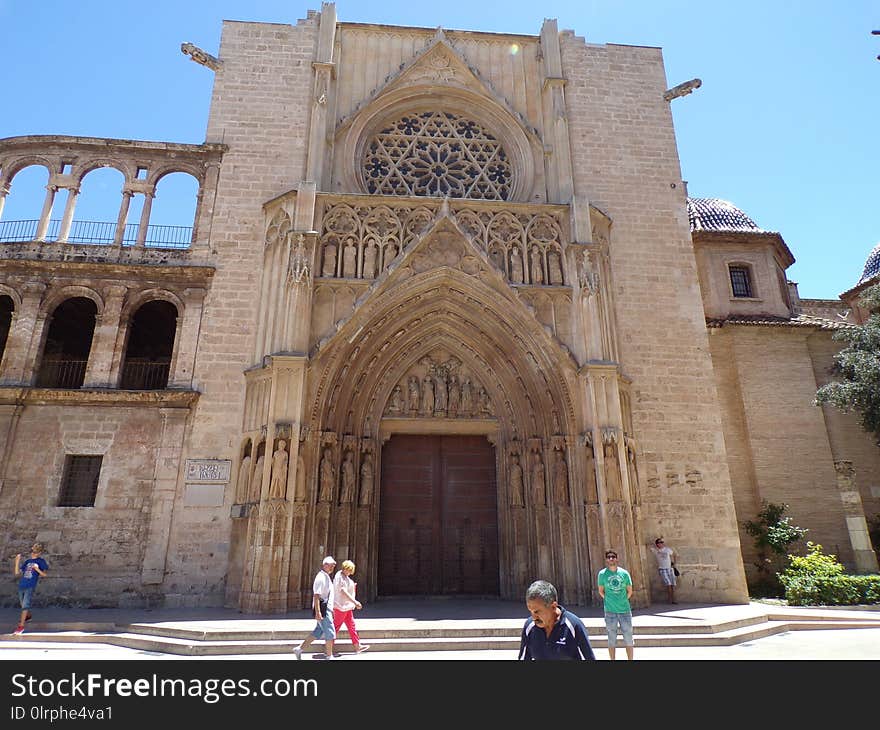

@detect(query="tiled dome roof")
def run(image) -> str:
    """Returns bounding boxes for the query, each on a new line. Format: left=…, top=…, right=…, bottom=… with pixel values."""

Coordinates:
left=858, top=242, right=880, bottom=285
left=687, top=197, right=764, bottom=233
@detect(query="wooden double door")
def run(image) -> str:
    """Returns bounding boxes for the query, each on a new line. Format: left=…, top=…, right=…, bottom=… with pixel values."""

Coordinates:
left=378, top=434, right=499, bottom=596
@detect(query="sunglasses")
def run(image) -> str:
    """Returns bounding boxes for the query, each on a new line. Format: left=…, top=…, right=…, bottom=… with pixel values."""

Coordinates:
left=605, top=555, right=618, bottom=559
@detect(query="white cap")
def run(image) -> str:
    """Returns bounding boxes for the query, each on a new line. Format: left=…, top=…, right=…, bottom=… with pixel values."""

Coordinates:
left=322, top=555, right=336, bottom=565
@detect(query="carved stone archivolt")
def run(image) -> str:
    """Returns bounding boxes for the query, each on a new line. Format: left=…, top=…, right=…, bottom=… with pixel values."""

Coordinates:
left=383, top=351, right=493, bottom=419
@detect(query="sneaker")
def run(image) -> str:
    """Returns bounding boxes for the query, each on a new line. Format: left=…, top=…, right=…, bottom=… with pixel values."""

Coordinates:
left=355, top=644, right=370, bottom=654
left=12, top=625, right=24, bottom=635
left=293, top=645, right=302, bottom=660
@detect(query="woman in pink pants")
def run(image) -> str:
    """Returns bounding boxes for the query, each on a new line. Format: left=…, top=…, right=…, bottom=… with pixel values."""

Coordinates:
left=332, top=560, right=369, bottom=654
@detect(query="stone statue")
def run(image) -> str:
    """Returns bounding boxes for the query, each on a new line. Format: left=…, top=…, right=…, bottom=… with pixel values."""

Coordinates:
left=460, top=378, right=473, bottom=417
left=250, top=452, right=265, bottom=502
left=604, top=442, right=622, bottom=502
left=552, top=449, right=569, bottom=504
left=294, top=454, right=307, bottom=502
left=548, top=250, right=563, bottom=285
left=322, top=240, right=337, bottom=277
left=388, top=385, right=403, bottom=415
left=510, top=247, right=524, bottom=283
left=510, top=453, right=524, bottom=507
left=434, top=371, right=448, bottom=415
left=342, top=240, right=357, bottom=278
left=407, top=376, right=421, bottom=414
left=448, top=375, right=460, bottom=418
left=363, top=241, right=377, bottom=278
left=318, top=447, right=335, bottom=503
left=269, top=440, right=289, bottom=499
left=235, top=453, right=251, bottom=503
left=340, top=450, right=355, bottom=504
left=383, top=244, right=398, bottom=270
left=530, top=245, right=544, bottom=284
left=421, top=375, right=435, bottom=415
left=359, top=453, right=374, bottom=506
left=478, top=387, right=491, bottom=416
left=531, top=451, right=546, bottom=506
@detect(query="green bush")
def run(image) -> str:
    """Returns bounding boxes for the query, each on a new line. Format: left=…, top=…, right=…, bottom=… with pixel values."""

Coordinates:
left=779, top=542, right=880, bottom=606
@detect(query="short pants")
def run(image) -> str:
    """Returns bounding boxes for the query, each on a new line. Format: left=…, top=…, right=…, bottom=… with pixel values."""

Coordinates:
left=18, top=587, right=34, bottom=610
left=604, top=611, right=633, bottom=648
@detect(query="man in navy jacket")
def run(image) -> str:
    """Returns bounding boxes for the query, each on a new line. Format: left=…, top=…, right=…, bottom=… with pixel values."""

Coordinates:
left=518, top=579, right=595, bottom=660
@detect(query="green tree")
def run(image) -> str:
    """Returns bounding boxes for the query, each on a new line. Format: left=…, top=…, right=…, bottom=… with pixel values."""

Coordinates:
left=743, top=501, right=808, bottom=597
left=815, top=283, right=880, bottom=445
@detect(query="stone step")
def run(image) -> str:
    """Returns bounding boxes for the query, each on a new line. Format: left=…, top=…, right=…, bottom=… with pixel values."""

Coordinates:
left=3, top=617, right=876, bottom=656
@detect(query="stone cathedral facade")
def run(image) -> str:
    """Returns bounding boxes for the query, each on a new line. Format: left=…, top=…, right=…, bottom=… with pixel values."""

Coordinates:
left=0, top=4, right=876, bottom=611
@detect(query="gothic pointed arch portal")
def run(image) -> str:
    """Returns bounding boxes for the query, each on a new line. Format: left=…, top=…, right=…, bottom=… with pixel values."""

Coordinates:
left=299, top=225, right=596, bottom=604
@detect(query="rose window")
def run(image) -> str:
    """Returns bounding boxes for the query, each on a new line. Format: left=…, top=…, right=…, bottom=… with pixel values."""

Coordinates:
left=362, top=111, right=512, bottom=200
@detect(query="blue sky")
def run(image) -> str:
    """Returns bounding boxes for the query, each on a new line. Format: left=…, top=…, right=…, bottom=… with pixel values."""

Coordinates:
left=1, top=0, right=877, bottom=299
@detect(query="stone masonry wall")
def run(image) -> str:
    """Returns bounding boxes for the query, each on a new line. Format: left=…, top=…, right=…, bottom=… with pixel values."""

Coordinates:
left=160, top=16, right=318, bottom=605
left=711, top=325, right=854, bottom=569
left=561, top=33, right=748, bottom=601
left=0, top=406, right=166, bottom=607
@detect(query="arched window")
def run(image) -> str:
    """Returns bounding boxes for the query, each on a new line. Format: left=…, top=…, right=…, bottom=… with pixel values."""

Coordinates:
left=362, top=111, right=512, bottom=200
left=119, top=300, right=178, bottom=390
left=149, top=172, right=199, bottom=247
left=36, top=297, right=97, bottom=388
left=0, top=165, right=50, bottom=241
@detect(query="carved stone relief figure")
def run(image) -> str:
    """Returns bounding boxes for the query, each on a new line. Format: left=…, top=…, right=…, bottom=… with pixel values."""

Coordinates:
left=268, top=440, right=289, bottom=499
left=339, top=450, right=356, bottom=504
left=407, top=375, right=421, bottom=414
left=294, top=454, right=307, bottom=502
left=235, top=452, right=252, bottom=504
left=318, top=447, right=335, bottom=503
left=510, top=247, right=524, bottom=283
left=577, top=250, right=599, bottom=296
left=530, top=245, right=544, bottom=284
left=552, top=448, right=569, bottom=504
left=489, top=246, right=505, bottom=272
left=342, top=240, right=357, bottom=278
left=434, top=371, right=448, bottom=416
left=359, top=453, right=374, bottom=506
left=548, top=249, right=563, bottom=285
left=421, top=375, right=435, bottom=415
left=531, top=451, right=546, bottom=506
left=478, top=386, right=491, bottom=416
left=363, top=241, right=378, bottom=278
left=604, top=442, right=622, bottom=502
left=510, top=453, right=525, bottom=507
left=383, top=244, right=398, bottom=270
left=321, top=240, right=337, bottom=277
left=448, top=375, right=460, bottom=418
left=387, top=385, right=403, bottom=415
left=460, top=378, right=473, bottom=417
left=250, top=452, right=265, bottom=502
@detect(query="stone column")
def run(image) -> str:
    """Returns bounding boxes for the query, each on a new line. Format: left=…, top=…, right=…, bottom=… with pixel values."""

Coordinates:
left=141, top=407, right=190, bottom=584
left=113, top=191, right=133, bottom=246
left=168, top=288, right=206, bottom=389
left=134, top=190, right=155, bottom=248
left=192, top=162, right=221, bottom=253
left=305, top=4, right=337, bottom=186
left=834, top=460, right=880, bottom=574
left=82, top=285, right=127, bottom=388
left=239, top=355, right=309, bottom=612
left=0, top=181, right=10, bottom=222
left=55, top=187, right=80, bottom=243
left=0, top=282, right=46, bottom=385
left=34, top=185, right=56, bottom=242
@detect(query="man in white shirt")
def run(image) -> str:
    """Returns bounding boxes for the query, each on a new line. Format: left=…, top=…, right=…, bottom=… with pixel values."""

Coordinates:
left=650, top=537, right=678, bottom=604
left=293, top=556, right=337, bottom=659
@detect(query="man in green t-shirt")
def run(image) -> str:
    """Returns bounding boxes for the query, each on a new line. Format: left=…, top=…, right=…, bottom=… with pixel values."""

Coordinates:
left=597, top=549, right=634, bottom=660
